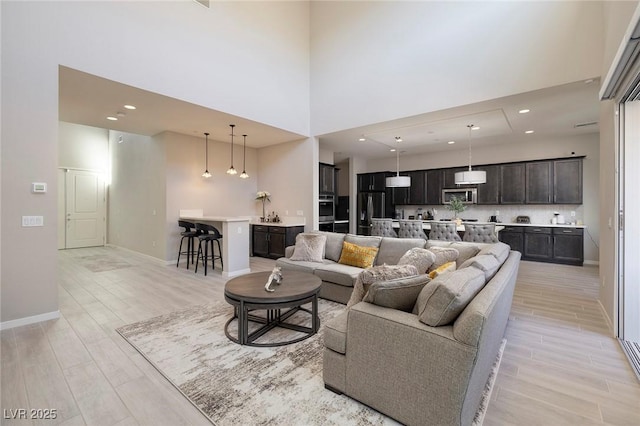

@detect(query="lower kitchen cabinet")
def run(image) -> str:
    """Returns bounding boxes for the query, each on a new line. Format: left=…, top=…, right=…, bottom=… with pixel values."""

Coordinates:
left=252, top=225, right=304, bottom=259
left=500, top=225, right=583, bottom=265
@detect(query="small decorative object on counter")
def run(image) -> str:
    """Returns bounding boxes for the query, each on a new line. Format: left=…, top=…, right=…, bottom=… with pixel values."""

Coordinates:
left=264, top=266, right=283, bottom=292
left=256, top=191, right=271, bottom=222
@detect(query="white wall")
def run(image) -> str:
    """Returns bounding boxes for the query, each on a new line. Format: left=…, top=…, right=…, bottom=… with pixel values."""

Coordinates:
left=1, top=1, right=310, bottom=323
left=163, top=131, right=258, bottom=261
left=108, top=131, right=166, bottom=259
left=319, top=148, right=334, bottom=165
left=364, top=134, right=600, bottom=262
left=310, top=1, right=604, bottom=135
left=58, top=122, right=109, bottom=172
left=257, top=138, right=317, bottom=230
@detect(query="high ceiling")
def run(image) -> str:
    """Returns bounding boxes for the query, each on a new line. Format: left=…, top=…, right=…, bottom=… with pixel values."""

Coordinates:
left=59, top=66, right=600, bottom=159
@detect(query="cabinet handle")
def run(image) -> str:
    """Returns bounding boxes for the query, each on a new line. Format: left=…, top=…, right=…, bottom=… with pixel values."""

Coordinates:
left=562, top=230, right=572, bottom=233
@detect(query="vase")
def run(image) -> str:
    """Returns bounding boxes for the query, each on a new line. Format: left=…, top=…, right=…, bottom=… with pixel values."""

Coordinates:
left=261, top=200, right=266, bottom=222
left=455, top=218, right=463, bottom=226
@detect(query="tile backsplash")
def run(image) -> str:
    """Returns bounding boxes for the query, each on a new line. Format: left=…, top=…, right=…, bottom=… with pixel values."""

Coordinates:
left=398, top=204, right=584, bottom=225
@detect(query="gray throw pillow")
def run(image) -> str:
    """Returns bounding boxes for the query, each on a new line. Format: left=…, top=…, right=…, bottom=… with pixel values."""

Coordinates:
left=363, top=275, right=432, bottom=312
left=415, top=267, right=486, bottom=326
left=290, top=233, right=326, bottom=263
left=459, top=254, right=501, bottom=281
left=449, top=243, right=481, bottom=267
left=397, top=247, right=437, bottom=274
left=347, top=264, right=418, bottom=308
left=477, top=242, right=510, bottom=264
left=426, top=246, right=459, bottom=272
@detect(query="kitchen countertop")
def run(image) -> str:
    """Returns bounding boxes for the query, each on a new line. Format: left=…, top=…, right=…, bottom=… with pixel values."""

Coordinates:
left=500, top=223, right=586, bottom=229
left=250, top=221, right=306, bottom=227
left=180, top=215, right=251, bottom=222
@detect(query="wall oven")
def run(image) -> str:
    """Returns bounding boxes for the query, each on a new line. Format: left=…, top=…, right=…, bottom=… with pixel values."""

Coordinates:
left=319, top=195, right=335, bottom=223
left=442, top=188, right=477, bottom=204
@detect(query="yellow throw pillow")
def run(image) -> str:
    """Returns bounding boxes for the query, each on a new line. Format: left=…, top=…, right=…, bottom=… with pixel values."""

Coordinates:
left=338, top=241, right=379, bottom=269
left=428, top=261, right=456, bottom=279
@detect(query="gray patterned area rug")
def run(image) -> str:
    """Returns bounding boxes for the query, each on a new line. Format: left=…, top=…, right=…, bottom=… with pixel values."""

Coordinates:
left=117, top=300, right=503, bottom=425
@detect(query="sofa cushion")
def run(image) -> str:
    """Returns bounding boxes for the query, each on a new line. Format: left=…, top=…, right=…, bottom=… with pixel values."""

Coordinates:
left=347, top=264, right=418, bottom=308
left=397, top=247, right=436, bottom=274
left=290, top=233, right=326, bottom=262
left=375, top=238, right=426, bottom=266
left=426, top=246, right=459, bottom=272
left=275, top=257, right=333, bottom=273
left=460, top=254, right=501, bottom=282
left=344, top=234, right=382, bottom=248
left=324, top=309, right=348, bottom=354
left=311, top=231, right=346, bottom=262
left=314, top=263, right=363, bottom=287
left=425, top=240, right=453, bottom=249
left=477, top=242, right=510, bottom=264
left=449, top=243, right=481, bottom=267
left=338, top=241, right=379, bottom=269
left=428, top=261, right=456, bottom=279
left=415, top=267, right=486, bottom=326
left=363, top=274, right=431, bottom=312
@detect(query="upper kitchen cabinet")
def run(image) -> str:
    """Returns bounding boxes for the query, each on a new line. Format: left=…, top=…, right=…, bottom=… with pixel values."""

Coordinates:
left=319, top=163, right=335, bottom=194
left=476, top=165, right=500, bottom=205
left=358, top=172, right=388, bottom=192
left=443, top=167, right=470, bottom=188
left=426, top=169, right=443, bottom=205
left=500, top=163, right=526, bottom=204
left=526, top=161, right=553, bottom=204
left=392, top=170, right=427, bottom=205
left=554, top=158, right=583, bottom=204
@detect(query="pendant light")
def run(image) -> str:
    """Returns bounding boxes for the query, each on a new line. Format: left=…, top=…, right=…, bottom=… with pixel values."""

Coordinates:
left=454, top=124, right=486, bottom=185
left=385, top=136, right=411, bottom=188
left=202, top=132, right=212, bottom=178
left=226, top=124, right=237, bottom=175
left=239, top=134, right=249, bottom=179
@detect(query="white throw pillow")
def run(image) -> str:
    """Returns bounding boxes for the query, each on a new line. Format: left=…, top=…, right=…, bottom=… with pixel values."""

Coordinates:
left=290, top=233, right=326, bottom=263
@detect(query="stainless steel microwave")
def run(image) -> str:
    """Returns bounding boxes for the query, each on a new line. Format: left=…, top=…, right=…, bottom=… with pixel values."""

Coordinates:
left=442, top=188, right=477, bottom=204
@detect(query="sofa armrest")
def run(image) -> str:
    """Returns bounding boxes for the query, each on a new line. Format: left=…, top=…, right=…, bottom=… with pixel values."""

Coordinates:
left=284, top=245, right=295, bottom=258
left=345, top=302, right=477, bottom=425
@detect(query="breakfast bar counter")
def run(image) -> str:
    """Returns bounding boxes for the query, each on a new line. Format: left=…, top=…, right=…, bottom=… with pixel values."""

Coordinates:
left=179, top=215, right=251, bottom=277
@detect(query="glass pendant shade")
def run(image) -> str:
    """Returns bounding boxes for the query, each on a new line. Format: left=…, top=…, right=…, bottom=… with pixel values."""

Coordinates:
left=202, top=132, right=211, bottom=178
left=385, top=137, right=411, bottom=188
left=239, top=134, right=249, bottom=179
left=226, top=124, right=237, bottom=175
left=454, top=124, right=486, bottom=184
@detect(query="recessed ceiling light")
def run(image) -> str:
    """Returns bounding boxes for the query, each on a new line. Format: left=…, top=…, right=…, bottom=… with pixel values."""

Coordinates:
left=519, top=109, right=530, bottom=114
left=525, top=130, right=534, bottom=134
left=390, top=148, right=396, bottom=152
left=107, top=116, right=118, bottom=121
left=359, top=137, right=366, bottom=141
left=447, top=140, right=455, bottom=145
left=124, top=105, right=136, bottom=110
left=471, top=126, right=480, bottom=130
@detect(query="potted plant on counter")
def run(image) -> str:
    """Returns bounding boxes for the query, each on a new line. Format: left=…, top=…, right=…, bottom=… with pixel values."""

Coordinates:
left=446, top=196, right=466, bottom=225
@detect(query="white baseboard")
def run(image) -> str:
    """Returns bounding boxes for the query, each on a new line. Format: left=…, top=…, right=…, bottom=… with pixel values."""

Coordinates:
left=584, top=260, right=600, bottom=266
left=0, top=310, right=61, bottom=331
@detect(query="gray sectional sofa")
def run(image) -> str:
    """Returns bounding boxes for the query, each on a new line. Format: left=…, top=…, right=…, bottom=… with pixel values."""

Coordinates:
left=277, top=231, right=521, bottom=426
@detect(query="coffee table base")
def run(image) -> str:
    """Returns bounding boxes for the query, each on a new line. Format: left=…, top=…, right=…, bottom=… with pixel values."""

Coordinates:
left=224, top=294, right=319, bottom=347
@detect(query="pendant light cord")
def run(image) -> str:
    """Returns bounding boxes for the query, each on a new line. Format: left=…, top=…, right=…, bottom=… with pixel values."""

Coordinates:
left=230, top=124, right=235, bottom=166
left=467, top=124, right=473, bottom=172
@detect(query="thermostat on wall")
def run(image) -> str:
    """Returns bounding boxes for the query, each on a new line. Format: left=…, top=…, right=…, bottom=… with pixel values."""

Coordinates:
left=32, top=182, right=47, bottom=193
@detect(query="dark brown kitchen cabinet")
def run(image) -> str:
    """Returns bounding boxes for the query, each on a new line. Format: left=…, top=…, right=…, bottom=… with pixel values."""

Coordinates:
left=498, top=226, right=524, bottom=253
left=554, top=159, right=583, bottom=204
left=358, top=172, right=388, bottom=192
left=552, top=227, right=584, bottom=265
left=319, top=163, right=335, bottom=194
left=500, top=164, right=526, bottom=204
left=392, top=171, right=426, bottom=205
left=252, top=225, right=304, bottom=259
left=426, top=169, right=443, bottom=205
left=523, top=227, right=553, bottom=261
left=443, top=167, right=469, bottom=188
left=526, top=161, right=553, bottom=204
left=476, top=165, right=500, bottom=205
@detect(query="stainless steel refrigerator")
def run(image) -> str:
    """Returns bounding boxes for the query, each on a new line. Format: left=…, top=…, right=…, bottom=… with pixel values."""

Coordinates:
left=358, top=192, right=385, bottom=235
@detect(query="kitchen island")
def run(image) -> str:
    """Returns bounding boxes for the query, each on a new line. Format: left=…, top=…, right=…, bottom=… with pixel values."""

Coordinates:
left=388, top=220, right=505, bottom=234
left=179, top=215, right=251, bottom=277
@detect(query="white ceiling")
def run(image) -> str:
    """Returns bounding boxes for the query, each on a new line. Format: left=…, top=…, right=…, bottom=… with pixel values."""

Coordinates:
left=59, top=66, right=600, bottom=158
left=58, top=66, right=306, bottom=147
left=319, top=78, right=601, bottom=162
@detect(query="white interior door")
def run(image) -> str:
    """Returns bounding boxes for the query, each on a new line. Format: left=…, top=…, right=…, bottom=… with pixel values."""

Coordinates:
left=65, top=170, right=105, bottom=249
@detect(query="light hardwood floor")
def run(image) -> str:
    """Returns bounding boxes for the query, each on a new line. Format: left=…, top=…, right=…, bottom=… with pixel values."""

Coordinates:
left=1, top=246, right=639, bottom=425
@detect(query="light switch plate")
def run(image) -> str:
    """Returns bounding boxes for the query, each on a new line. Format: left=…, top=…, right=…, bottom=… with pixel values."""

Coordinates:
left=32, top=182, right=47, bottom=193
left=22, top=216, right=44, bottom=227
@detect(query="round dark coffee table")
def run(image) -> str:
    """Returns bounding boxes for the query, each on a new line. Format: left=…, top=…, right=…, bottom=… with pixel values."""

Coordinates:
left=224, top=270, right=322, bottom=347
